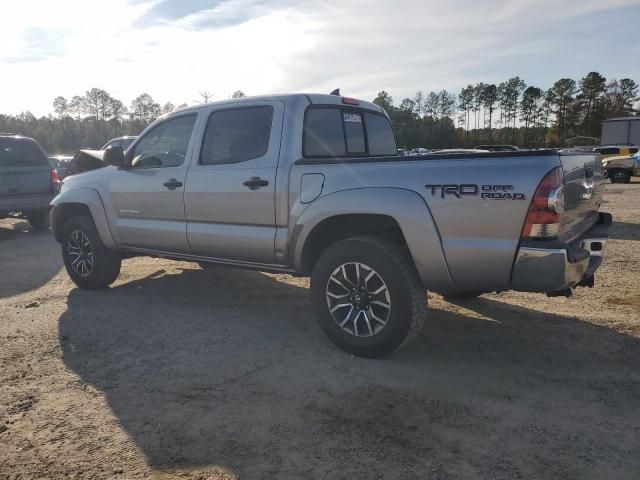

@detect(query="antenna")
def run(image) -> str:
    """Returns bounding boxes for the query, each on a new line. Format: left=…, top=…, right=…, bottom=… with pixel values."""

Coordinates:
left=330, top=88, right=341, bottom=96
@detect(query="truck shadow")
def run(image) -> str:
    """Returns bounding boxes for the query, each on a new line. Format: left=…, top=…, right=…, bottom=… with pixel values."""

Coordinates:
left=58, top=266, right=640, bottom=478
left=609, top=221, right=640, bottom=241
left=0, top=221, right=62, bottom=299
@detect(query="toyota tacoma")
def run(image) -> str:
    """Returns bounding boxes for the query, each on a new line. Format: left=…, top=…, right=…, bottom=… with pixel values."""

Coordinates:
left=50, top=93, right=611, bottom=357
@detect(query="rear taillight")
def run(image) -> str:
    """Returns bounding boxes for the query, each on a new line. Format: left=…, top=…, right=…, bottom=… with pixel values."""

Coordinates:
left=51, top=168, right=60, bottom=192
left=521, top=167, right=564, bottom=239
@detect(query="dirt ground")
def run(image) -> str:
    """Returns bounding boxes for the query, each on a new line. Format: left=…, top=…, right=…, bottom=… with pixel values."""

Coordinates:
left=1, top=181, right=639, bottom=480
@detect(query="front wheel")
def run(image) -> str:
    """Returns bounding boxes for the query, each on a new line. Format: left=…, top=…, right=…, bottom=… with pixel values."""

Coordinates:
left=609, top=169, right=631, bottom=183
left=310, top=236, right=427, bottom=358
left=61, top=214, right=121, bottom=289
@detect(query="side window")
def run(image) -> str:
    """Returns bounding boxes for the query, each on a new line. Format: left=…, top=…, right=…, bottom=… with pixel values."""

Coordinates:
left=365, top=113, right=397, bottom=155
left=200, top=107, right=273, bottom=165
left=131, top=115, right=196, bottom=169
left=598, top=147, right=619, bottom=155
left=629, top=147, right=638, bottom=154
left=304, top=109, right=346, bottom=157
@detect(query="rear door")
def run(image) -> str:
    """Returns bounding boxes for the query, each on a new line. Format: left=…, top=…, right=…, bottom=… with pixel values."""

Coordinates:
left=0, top=138, right=51, bottom=197
left=184, top=101, right=283, bottom=263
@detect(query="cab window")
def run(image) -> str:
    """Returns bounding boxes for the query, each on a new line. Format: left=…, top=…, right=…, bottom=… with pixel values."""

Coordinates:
left=130, top=115, right=196, bottom=169
left=200, top=107, right=273, bottom=165
left=303, top=107, right=397, bottom=158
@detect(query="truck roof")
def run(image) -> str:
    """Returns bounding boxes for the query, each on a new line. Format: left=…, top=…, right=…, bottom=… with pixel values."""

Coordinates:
left=602, top=117, right=640, bottom=122
left=172, top=93, right=385, bottom=116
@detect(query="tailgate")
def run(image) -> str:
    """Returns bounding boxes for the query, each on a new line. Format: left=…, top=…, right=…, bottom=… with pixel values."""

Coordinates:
left=0, top=138, right=52, bottom=197
left=0, top=165, right=52, bottom=196
left=558, top=152, right=605, bottom=241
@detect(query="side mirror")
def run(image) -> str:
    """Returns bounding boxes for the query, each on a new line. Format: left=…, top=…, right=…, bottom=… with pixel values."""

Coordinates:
left=103, top=146, right=126, bottom=168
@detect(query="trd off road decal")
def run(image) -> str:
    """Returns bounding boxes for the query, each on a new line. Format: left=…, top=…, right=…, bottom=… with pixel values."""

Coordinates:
left=425, top=184, right=526, bottom=200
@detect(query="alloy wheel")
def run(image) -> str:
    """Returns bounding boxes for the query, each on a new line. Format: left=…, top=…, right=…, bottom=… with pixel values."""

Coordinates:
left=325, top=262, right=391, bottom=337
left=67, top=229, right=94, bottom=277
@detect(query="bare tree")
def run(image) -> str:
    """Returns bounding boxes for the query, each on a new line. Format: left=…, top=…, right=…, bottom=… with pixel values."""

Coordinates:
left=197, top=90, right=214, bottom=104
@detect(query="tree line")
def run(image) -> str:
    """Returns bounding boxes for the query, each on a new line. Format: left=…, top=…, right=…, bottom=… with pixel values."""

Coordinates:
left=374, top=72, right=638, bottom=149
left=0, top=73, right=637, bottom=154
left=0, top=89, right=246, bottom=154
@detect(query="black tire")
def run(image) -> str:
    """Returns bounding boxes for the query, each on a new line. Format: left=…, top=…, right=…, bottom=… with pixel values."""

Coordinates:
left=310, top=236, right=427, bottom=358
left=27, top=210, right=49, bottom=230
left=61, top=214, right=121, bottom=289
left=609, top=169, right=631, bottom=184
left=443, top=291, right=483, bottom=301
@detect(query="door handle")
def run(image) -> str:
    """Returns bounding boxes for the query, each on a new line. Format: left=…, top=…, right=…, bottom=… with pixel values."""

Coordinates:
left=243, top=177, right=269, bottom=190
left=163, top=178, right=183, bottom=190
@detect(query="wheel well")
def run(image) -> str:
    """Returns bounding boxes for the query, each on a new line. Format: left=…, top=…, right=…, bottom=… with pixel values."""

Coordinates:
left=52, top=203, right=91, bottom=242
left=300, top=214, right=409, bottom=274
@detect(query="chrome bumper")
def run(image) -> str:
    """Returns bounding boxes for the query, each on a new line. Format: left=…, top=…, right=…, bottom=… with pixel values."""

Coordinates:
left=511, top=214, right=610, bottom=293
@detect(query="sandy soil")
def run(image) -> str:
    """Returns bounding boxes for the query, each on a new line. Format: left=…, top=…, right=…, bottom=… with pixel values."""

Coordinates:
left=1, top=181, right=639, bottom=479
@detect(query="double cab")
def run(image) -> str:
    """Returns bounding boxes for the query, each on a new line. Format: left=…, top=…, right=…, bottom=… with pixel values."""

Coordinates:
left=51, top=94, right=610, bottom=357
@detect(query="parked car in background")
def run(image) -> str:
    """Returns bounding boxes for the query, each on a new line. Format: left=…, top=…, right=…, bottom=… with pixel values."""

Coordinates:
left=0, top=134, right=60, bottom=229
left=593, top=145, right=638, bottom=160
left=431, top=149, right=489, bottom=154
left=475, top=145, right=519, bottom=152
left=51, top=93, right=610, bottom=357
left=100, top=136, right=137, bottom=151
left=48, top=154, right=74, bottom=179
left=602, top=150, right=640, bottom=183
left=410, top=147, right=430, bottom=155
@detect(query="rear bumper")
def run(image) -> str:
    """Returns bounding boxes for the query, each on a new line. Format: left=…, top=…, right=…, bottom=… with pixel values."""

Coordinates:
left=0, top=194, right=54, bottom=216
left=510, top=213, right=611, bottom=293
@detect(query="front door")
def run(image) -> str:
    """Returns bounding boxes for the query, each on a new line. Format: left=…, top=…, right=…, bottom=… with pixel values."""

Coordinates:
left=184, top=101, right=283, bottom=264
left=106, top=113, right=199, bottom=252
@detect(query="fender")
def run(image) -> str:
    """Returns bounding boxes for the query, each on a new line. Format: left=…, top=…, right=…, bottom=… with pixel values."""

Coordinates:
left=50, top=187, right=117, bottom=250
left=290, top=187, right=456, bottom=293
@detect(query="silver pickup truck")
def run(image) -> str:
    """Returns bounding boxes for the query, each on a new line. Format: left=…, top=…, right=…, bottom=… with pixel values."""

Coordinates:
left=50, top=93, right=611, bottom=357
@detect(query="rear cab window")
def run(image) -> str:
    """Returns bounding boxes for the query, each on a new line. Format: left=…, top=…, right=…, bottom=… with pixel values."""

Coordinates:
left=303, top=106, right=397, bottom=158
left=0, top=138, right=49, bottom=167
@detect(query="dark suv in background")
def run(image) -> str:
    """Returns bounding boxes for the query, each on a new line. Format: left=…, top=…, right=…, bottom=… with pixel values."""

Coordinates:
left=0, top=134, right=60, bottom=229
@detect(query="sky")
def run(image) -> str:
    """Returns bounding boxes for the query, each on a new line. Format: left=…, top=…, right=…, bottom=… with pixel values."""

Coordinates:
left=0, top=0, right=639, bottom=116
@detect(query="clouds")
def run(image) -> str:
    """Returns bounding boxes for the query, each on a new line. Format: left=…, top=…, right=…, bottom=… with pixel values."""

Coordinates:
left=131, top=0, right=296, bottom=29
left=0, top=0, right=638, bottom=115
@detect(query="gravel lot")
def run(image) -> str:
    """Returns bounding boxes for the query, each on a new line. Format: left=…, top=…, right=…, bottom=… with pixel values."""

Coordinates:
left=1, top=181, right=639, bottom=480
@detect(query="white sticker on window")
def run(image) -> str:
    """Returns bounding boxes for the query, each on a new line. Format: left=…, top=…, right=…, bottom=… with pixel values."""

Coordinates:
left=343, top=113, right=362, bottom=123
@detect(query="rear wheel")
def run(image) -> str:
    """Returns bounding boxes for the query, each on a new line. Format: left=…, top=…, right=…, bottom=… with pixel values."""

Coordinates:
left=310, top=236, right=427, bottom=358
left=61, top=214, right=121, bottom=289
left=27, top=210, right=49, bottom=230
left=609, top=169, right=631, bottom=183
